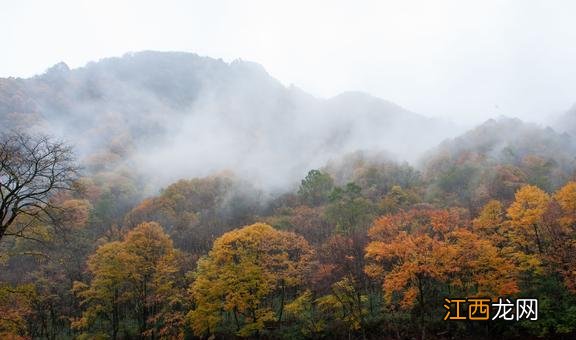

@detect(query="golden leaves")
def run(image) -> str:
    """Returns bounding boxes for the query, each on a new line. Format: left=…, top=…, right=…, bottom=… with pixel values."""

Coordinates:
left=189, top=223, right=313, bottom=337
left=507, top=185, right=550, bottom=229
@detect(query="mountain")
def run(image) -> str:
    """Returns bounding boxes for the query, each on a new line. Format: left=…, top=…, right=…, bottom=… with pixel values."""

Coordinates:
left=0, top=51, right=456, bottom=190
left=426, top=117, right=576, bottom=162
left=554, top=104, right=576, bottom=136
left=421, top=117, right=576, bottom=209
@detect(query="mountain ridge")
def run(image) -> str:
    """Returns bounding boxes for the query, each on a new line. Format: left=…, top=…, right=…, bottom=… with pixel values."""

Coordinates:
left=0, top=51, right=479, bottom=190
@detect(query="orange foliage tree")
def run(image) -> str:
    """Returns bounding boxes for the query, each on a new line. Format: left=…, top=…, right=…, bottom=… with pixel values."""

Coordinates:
left=365, top=208, right=518, bottom=336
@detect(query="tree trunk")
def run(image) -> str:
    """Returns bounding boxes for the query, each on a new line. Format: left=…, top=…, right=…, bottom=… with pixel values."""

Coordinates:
left=278, top=284, right=286, bottom=323
left=533, top=224, right=543, bottom=254
left=112, top=289, right=119, bottom=340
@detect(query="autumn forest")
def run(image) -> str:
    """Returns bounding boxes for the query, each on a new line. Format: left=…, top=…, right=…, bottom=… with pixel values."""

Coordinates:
left=1, top=52, right=576, bottom=340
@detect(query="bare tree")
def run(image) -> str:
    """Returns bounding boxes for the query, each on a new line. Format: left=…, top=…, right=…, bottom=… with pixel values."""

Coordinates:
left=0, top=132, right=78, bottom=243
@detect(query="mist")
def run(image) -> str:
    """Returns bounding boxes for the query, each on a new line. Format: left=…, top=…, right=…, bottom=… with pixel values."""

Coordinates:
left=3, top=3, right=576, bottom=339
left=0, top=51, right=468, bottom=194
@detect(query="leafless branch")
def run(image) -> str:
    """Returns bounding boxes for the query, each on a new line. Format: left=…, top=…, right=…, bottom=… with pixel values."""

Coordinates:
left=0, top=131, right=79, bottom=243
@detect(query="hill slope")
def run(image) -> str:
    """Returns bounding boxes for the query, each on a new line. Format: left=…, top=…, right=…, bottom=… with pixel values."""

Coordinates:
left=422, top=117, right=576, bottom=209
left=0, top=51, right=456, bottom=190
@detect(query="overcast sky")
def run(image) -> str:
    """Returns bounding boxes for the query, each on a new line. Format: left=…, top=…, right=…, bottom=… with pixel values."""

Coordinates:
left=2, top=0, right=575, bottom=124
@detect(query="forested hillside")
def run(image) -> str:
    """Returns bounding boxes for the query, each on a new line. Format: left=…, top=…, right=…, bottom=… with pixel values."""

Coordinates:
left=0, top=51, right=454, bottom=191
left=1, top=52, right=576, bottom=339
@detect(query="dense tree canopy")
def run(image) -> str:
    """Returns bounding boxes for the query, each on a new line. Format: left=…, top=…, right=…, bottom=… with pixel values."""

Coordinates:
left=189, top=223, right=313, bottom=337
left=1, top=123, right=576, bottom=339
left=3, top=50, right=576, bottom=339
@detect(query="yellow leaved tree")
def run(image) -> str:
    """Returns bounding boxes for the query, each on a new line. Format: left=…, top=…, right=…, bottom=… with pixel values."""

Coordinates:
left=551, top=182, right=576, bottom=292
left=188, top=223, right=313, bottom=337
left=506, top=185, right=551, bottom=255
left=73, top=222, right=185, bottom=339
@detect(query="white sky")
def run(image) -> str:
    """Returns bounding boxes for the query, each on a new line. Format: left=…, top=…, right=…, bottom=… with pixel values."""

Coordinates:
left=2, top=0, right=576, bottom=124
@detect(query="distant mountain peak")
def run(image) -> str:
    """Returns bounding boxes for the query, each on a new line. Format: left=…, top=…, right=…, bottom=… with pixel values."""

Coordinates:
left=0, top=50, right=459, bottom=187
left=43, top=62, right=70, bottom=76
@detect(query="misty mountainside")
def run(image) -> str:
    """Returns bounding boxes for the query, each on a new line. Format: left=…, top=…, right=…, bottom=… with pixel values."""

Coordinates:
left=0, top=51, right=456, bottom=191
left=427, top=117, right=576, bottom=162
left=4, top=53, right=576, bottom=340
left=421, top=117, right=576, bottom=209
left=555, top=103, right=576, bottom=136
